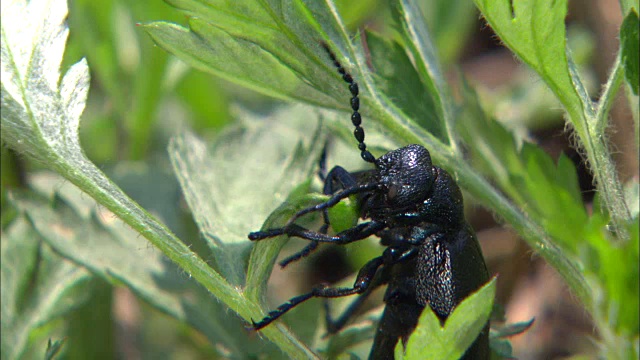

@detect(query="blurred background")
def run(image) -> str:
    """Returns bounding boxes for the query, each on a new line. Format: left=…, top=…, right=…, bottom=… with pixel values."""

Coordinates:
left=1, top=0, right=636, bottom=359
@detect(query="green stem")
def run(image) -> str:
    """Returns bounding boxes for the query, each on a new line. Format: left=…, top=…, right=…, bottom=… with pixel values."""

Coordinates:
left=575, top=52, right=631, bottom=240
left=53, top=155, right=318, bottom=359
left=595, top=53, right=624, bottom=133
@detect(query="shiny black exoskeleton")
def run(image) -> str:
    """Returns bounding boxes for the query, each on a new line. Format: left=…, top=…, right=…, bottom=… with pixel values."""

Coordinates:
left=248, top=43, right=490, bottom=359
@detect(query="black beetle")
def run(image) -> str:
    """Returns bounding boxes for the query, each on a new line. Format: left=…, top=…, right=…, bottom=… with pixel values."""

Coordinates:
left=248, top=42, right=490, bottom=360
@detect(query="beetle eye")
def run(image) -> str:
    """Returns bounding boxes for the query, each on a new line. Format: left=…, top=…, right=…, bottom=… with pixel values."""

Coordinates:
left=387, top=184, right=398, bottom=201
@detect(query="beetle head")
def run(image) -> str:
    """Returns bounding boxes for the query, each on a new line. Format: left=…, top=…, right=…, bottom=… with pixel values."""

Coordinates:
left=375, top=144, right=436, bottom=208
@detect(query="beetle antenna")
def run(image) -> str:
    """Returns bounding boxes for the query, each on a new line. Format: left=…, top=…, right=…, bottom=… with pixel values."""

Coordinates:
left=321, top=42, right=376, bottom=164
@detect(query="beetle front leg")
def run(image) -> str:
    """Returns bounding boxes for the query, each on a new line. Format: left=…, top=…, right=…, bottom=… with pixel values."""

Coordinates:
left=249, top=221, right=385, bottom=244
left=280, top=166, right=360, bottom=267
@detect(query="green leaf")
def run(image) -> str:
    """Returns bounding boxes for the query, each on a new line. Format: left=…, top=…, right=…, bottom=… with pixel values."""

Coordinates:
left=417, top=1, right=633, bottom=290
left=474, top=0, right=632, bottom=242
left=458, top=75, right=589, bottom=249
left=620, top=0, right=640, bottom=15
left=457, top=77, right=524, bottom=201
left=1, top=0, right=90, bottom=165
left=148, top=0, right=458, bottom=160
left=473, top=0, right=587, bottom=124
left=490, top=318, right=534, bottom=339
left=555, top=153, right=584, bottom=207
left=13, top=173, right=271, bottom=358
left=1, top=209, right=91, bottom=360
left=44, top=338, right=66, bottom=360
left=144, top=20, right=334, bottom=107
left=583, top=211, right=639, bottom=337
left=366, top=30, right=446, bottom=142
left=169, top=105, right=326, bottom=290
left=420, top=0, right=478, bottom=63
left=490, top=338, right=514, bottom=359
left=142, top=0, right=351, bottom=109
left=105, top=162, right=190, bottom=240
left=245, top=189, right=327, bottom=298
left=487, top=319, right=535, bottom=359
left=620, top=9, right=639, bottom=95
left=519, top=144, right=589, bottom=250
left=335, top=0, right=382, bottom=29
left=0, top=2, right=314, bottom=357
left=394, top=0, right=453, bottom=145
left=457, top=73, right=592, bottom=315
left=397, top=278, right=496, bottom=359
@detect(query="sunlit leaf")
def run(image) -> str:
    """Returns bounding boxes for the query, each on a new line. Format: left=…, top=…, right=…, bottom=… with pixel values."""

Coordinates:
left=397, top=278, right=496, bottom=359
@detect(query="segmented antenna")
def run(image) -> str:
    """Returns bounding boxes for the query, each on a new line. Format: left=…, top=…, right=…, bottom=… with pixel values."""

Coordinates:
left=321, top=42, right=376, bottom=164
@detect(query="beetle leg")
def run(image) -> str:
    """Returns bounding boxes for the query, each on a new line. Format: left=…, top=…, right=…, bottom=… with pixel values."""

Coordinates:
left=284, top=182, right=377, bottom=226
left=324, top=270, right=388, bottom=334
left=250, top=221, right=385, bottom=244
left=282, top=166, right=360, bottom=267
left=251, top=256, right=385, bottom=330
left=325, top=246, right=419, bottom=335
left=278, top=233, right=322, bottom=268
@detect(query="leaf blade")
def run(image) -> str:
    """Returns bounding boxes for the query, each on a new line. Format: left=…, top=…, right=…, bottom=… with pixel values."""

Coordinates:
left=1, top=1, right=316, bottom=357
